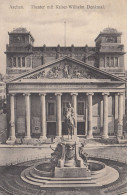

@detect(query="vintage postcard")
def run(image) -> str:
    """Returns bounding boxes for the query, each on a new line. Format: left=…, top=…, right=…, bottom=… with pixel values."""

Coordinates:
left=0, top=0, right=127, bottom=194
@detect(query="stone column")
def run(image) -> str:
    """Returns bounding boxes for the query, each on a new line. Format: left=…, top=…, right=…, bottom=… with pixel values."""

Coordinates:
left=102, top=93, right=109, bottom=138
left=114, top=93, right=118, bottom=135
left=100, top=99, right=103, bottom=135
left=9, top=94, right=16, bottom=141
left=24, top=93, right=31, bottom=139
left=117, top=92, right=123, bottom=137
left=39, top=93, right=47, bottom=140
left=55, top=93, right=62, bottom=137
left=86, top=93, right=94, bottom=138
left=71, top=93, right=78, bottom=136
left=85, top=96, right=88, bottom=136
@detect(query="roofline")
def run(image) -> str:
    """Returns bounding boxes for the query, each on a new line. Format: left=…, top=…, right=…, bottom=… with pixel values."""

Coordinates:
left=95, top=32, right=122, bottom=42
left=6, top=56, right=125, bottom=83
left=8, top=32, right=35, bottom=42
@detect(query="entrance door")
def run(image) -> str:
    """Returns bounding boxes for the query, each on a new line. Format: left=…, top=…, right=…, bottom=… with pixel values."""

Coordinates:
left=77, top=122, right=85, bottom=135
left=47, top=122, right=56, bottom=137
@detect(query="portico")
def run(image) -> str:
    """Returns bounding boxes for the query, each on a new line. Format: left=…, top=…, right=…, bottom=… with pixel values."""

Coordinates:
left=6, top=57, right=125, bottom=143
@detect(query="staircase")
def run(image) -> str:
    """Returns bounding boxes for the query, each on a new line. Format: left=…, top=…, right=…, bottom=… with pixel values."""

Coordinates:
left=21, top=161, right=119, bottom=188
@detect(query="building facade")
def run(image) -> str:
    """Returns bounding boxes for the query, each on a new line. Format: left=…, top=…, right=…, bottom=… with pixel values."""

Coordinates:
left=5, top=28, right=126, bottom=143
left=0, top=81, right=6, bottom=111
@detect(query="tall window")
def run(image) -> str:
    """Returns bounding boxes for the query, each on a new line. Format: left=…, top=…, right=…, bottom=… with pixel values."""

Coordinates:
left=22, top=57, right=25, bottom=67
left=111, top=57, right=114, bottom=66
left=41, top=56, right=44, bottom=65
left=18, top=57, right=21, bottom=67
left=77, top=102, right=84, bottom=115
left=13, top=57, right=16, bottom=67
left=115, top=57, right=118, bottom=67
left=106, top=57, right=110, bottom=67
left=48, top=102, right=54, bottom=115
left=8, top=57, right=12, bottom=67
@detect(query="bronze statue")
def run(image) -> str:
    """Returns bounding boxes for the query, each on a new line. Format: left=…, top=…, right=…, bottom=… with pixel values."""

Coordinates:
left=64, top=102, right=76, bottom=139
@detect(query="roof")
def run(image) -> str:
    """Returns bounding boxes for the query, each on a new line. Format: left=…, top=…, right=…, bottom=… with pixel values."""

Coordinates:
left=8, top=28, right=34, bottom=41
left=10, top=28, right=29, bottom=34
left=6, top=56, right=125, bottom=84
left=95, top=28, right=122, bottom=41
left=102, top=28, right=119, bottom=34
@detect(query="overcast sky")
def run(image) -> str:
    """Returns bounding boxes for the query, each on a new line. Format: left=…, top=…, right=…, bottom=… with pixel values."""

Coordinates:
left=0, top=0, right=127, bottom=74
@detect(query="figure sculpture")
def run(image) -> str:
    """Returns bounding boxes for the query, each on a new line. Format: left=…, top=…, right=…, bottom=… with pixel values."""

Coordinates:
left=64, top=102, right=76, bottom=139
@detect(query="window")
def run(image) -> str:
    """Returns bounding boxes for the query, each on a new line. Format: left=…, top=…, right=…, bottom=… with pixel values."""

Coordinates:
left=115, top=57, right=118, bottom=67
left=106, top=57, right=110, bottom=67
left=48, top=102, right=54, bottom=115
left=18, top=57, right=21, bottom=67
left=22, top=57, right=25, bottom=67
left=77, top=102, right=84, bottom=115
left=111, top=57, right=114, bottom=66
left=13, top=57, right=16, bottom=67
left=41, top=56, right=44, bottom=65
left=8, top=57, right=12, bottom=67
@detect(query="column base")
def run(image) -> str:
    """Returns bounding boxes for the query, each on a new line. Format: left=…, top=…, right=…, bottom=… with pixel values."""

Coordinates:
left=55, top=135, right=62, bottom=138
left=87, top=134, right=93, bottom=139
left=54, top=136, right=62, bottom=143
left=102, top=135, right=109, bottom=139
left=39, top=136, right=47, bottom=140
left=117, top=134, right=123, bottom=138
left=117, top=125, right=123, bottom=138
left=6, top=136, right=16, bottom=145
left=24, top=136, right=31, bottom=140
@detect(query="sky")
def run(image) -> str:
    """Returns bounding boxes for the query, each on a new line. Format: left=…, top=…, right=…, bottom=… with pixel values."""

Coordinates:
left=0, top=0, right=127, bottom=74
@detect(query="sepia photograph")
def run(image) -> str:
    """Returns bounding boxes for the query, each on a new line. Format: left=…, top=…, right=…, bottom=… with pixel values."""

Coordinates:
left=0, top=0, right=127, bottom=194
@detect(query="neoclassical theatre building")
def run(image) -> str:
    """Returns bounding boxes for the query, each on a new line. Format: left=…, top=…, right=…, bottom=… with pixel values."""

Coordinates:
left=5, top=28, right=126, bottom=143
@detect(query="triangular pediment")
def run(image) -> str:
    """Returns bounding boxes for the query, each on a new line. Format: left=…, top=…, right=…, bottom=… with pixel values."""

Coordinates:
left=8, top=56, right=125, bottom=83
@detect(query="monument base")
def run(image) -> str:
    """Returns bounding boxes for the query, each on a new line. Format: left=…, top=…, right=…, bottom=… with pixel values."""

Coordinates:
left=55, top=167, right=91, bottom=178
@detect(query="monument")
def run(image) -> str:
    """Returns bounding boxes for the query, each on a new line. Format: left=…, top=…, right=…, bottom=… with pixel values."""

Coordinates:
left=21, top=104, right=119, bottom=187
left=51, top=102, right=90, bottom=177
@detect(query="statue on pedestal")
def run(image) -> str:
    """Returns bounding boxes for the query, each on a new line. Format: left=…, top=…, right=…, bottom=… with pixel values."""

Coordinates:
left=64, top=102, right=76, bottom=139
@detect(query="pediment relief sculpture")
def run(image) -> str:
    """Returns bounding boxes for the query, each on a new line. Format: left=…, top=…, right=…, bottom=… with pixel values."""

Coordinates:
left=23, top=62, right=109, bottom=80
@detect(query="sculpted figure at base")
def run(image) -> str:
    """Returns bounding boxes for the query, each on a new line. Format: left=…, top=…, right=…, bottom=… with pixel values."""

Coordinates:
left=64, top=102, right=76, bottom=139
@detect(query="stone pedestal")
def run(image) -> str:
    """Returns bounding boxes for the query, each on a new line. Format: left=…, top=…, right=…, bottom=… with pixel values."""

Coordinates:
left=55, top=167, right=91, bottom=178
left=64, top=140, right=76, bottom=167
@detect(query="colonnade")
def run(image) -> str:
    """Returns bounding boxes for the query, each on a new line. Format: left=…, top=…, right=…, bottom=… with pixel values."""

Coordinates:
left=8, top=92, right=124, bottom=142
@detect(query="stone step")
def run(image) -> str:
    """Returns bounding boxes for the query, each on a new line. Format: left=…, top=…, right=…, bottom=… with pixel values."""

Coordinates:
left=91, top=165, right=108, bottom=179
left=23, top=169, right=97, bottom=186
left=21, top=163, right=119, bottom=188
left=95, top=166, right=119, bottom=186
left=30, top=169, right=92, bottom=181
left=40, top=183, right=100, bottom=188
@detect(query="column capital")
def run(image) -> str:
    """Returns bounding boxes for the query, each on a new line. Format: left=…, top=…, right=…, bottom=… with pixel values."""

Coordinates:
left=23, top=93, right=31, bottom=96
left=39, top=93, right=46, bottom=96
left=115, top=93, right=119, bottom=96
left=70, top=92, right=78, bottom=96
left=102, top=92, right=109, bottom=96
left=86, top=92, right=94, bottom=96
left=9, top=93, right=16, bottom=97
left=118, top=92, right=124, bottom=96
left=55, top=93, right=62, bottom=96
